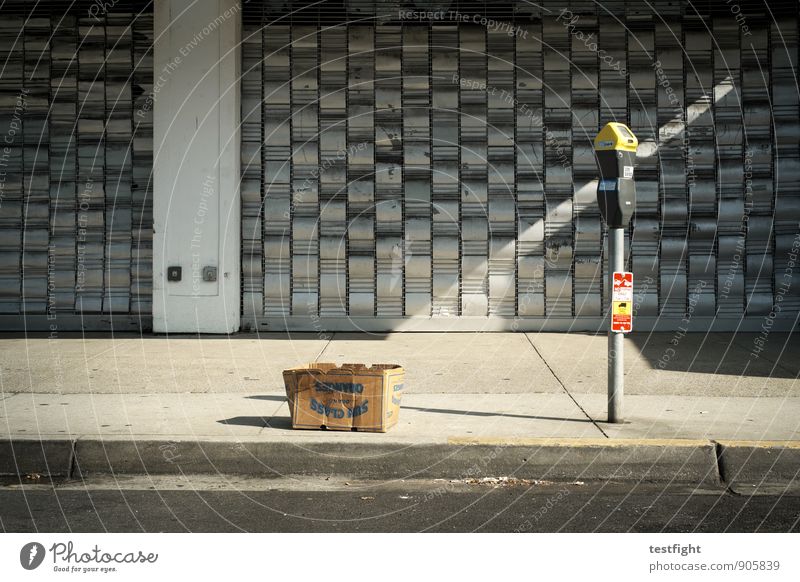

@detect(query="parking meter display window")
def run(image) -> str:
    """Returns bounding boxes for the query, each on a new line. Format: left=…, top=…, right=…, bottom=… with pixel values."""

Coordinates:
left=598, top=179, right=617, bottom=191
left=616, top=125, right=634, bottom=141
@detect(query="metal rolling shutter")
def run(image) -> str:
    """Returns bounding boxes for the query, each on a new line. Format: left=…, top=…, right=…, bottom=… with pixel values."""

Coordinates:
left=0, top=2, right=153, bottom=331
left=241, top=1, right=799, bottom=332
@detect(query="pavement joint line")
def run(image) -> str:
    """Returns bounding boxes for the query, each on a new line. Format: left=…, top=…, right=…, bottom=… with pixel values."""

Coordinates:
left=314, top=332, right=335, bottom=362
left=524, top=333, right=609, bottom=438
left=712, top=440, right=725, bottom=485
left=68, top=439, right=77, bottom=480
left=257, top=401, right=288, bottom=433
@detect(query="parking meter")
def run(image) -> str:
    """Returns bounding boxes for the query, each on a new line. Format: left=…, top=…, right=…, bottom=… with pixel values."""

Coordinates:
left=593, top=122, right=638, bottom=227
left=594, top=122, right=638, bottom=425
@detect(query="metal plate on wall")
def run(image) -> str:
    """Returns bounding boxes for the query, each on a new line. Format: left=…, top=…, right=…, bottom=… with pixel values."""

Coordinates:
left=0, top=4, right=153, bottom=330
left=240, top=0, right=799, bottom=332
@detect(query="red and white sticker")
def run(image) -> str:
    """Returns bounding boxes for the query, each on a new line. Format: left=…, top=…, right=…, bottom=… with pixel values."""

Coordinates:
left=612, top=271, right=633, bottom=302
left=611, top=272, right=633, bottom=333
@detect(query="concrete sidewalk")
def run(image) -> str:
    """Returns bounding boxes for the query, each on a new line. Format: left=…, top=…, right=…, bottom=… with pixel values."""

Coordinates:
left=1, top=331, right=799, bottom=486
left=2, top=331, right=798, bottom=396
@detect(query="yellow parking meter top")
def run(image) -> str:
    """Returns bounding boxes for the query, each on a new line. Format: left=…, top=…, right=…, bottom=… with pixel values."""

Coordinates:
left=594, top=122, right=638, bottom=152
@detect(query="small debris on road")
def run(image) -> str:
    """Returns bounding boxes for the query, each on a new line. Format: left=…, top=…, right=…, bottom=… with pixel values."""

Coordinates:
left=459, top=476, right=554, bottom=488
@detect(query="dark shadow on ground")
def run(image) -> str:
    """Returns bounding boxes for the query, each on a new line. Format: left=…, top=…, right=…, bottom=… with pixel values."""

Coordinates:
left=218, top=416, right=270, bottom=428
left=217, top=416, right=293, bottom=429
left=243, top=398, right=594, bottom=425
left=401, top=405, right=595, bottom=424
left=245, top=395, right=286, bottom=402
left=628, top=332, right=800, bottom=379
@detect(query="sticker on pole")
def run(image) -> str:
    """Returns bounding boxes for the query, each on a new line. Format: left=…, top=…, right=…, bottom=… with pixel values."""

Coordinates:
left=612, top=272, right=633, bottom=301
left=611, top=272, right=633, bottom=333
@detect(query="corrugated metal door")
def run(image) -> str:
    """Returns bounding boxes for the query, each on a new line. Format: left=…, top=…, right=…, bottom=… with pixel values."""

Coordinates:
left=0, top=3, right=153, bottom=331
left=241, top=1, right=800, bottom=332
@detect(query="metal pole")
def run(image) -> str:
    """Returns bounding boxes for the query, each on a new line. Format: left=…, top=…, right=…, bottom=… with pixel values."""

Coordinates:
left=608, top=227, right=624, bottom=423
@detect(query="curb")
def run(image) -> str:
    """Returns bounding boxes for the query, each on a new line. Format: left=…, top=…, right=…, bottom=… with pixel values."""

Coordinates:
left=0, top=437, right=739, bottom=484
left=0, top=439, right=74, bottom=477
left=716, top=440, right=800, bottom=486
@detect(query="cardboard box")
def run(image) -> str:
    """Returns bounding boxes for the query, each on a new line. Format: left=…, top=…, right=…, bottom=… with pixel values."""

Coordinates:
left=283, top=363, right=404, bottom=432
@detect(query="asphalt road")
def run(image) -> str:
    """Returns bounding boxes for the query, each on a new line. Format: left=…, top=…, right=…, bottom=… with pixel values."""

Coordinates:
left=1, top=476, right=799, bottom=533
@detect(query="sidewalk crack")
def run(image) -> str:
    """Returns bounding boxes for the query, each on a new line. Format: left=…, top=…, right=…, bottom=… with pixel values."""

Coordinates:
left=314, top=332, right=335, bottom=362
left=524, top=333, right=609, bottom=438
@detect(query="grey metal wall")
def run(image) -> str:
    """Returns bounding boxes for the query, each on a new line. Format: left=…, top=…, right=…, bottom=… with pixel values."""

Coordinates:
left=240, top=1, right=800, bottom=332
left=0, top=4, right=153, bottom=331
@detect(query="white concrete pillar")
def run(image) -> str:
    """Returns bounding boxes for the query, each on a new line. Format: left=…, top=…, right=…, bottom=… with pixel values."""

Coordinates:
left=153, top=0, right=241, bottom=333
